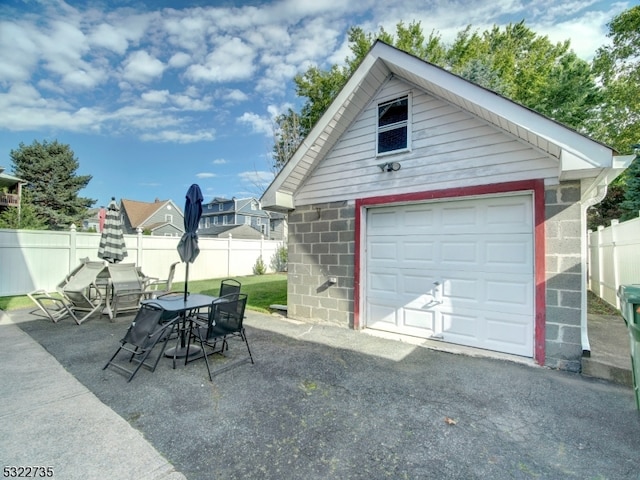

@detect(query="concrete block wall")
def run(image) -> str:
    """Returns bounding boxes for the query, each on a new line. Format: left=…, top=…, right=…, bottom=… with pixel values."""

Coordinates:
left=287, top=201, right=355, bottom=327
left=544, top=181, right=583, bottom=372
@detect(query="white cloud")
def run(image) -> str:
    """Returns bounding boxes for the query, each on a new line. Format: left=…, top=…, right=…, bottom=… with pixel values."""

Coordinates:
left=237, top=112, right=272, bottom=136
left=212, top=158, right=227, bottom=164
left=239, top=170, right=274, bottom=186
left=141, top=89, right=170, bottom=103
left=226, top=89, right=250, bottom=103
left=122, top=50, right=165, bottom=84
left=196, top=172, right=217, bottom=178
left=185, top=36, right=256, bottom=82
left=140, top=129, right=216, bottom=143
left=168, top=52, right=192, bottom=68
left=0, top=21, right=40, bottom=83
left=89, top=22, right=130, bottom=54
left=0, top=0, right=625, bottom=146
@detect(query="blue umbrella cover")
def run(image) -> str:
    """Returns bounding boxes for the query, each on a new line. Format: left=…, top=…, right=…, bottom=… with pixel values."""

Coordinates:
left=177, top=184, right=203, bottom=300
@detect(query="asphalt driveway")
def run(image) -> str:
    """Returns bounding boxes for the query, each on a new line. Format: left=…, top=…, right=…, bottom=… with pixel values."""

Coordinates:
left=9, top=308, right=640, bottom=479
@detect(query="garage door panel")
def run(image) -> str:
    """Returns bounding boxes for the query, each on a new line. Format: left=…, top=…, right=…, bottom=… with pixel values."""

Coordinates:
left=485, top=238, right=532, bottom=268
left=365, top=194, right=534, bottom=358
left=486, top=279, right=532, bottom=307
left=367, top=301, right=397, bottom=326
left=441, top=311, right=477, bottom=339
left=403, top=307, right=436, bottom=332
left=404, top=207, right=436, bottom=229
left=403, top=240, right=436, bottom=263
left=369, top=241, right=397, bottom=261
left=486, top=315, right=532, bottom=356
left=368, top=272, right=397, bottom=295
left=486, top=202, right=532, bottom=232
left=441, top=205, right=478, bottom=229
left=403, top=273, right=439, bottom=297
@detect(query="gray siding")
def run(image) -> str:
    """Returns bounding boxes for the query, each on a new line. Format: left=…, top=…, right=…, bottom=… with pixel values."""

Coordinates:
left=296, top=77, right=558, bottom=206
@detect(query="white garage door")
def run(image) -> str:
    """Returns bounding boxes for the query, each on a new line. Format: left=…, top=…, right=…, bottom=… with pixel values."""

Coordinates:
left=365, top=194, right=534, bottom=357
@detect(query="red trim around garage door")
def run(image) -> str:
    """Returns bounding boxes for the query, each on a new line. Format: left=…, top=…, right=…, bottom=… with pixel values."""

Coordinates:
left=354, top=180, right=546, bottom=365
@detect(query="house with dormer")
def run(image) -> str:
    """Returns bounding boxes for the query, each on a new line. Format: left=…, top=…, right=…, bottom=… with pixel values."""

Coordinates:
left=120, top=198, right=184, bottom=236
left=199, top=196, right=286, bottom=240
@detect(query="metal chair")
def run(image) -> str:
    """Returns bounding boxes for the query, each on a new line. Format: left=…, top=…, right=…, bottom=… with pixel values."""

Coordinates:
left=185, top=293, right=253, bottom=380
left=107, top=263, right=148, bottom=320
left=219, top=278, right=241, bottom=297
left=103, top=302, right=179, bottom=382
left=144, top=262, right=179, bottom=298
left=28, top=261, right=108, bottom=325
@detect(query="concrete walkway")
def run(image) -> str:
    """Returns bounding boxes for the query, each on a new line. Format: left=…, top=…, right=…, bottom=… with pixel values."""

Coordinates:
left=0, top=309, right=186, bottom=480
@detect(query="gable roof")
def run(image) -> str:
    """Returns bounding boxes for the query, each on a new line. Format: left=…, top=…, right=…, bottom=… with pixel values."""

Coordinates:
left=198, top=224, right=264, bottom=239
left=121, top=198, right=183, bottom=229
left=262, top=40, right=633, bottom=212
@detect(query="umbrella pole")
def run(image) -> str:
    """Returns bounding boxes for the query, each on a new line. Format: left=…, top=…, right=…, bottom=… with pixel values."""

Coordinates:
left=184, top=263, right=189, bottom=302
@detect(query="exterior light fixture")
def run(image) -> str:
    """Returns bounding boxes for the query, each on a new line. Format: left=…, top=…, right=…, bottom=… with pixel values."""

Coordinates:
left=378, top=161, right=401, bottom=172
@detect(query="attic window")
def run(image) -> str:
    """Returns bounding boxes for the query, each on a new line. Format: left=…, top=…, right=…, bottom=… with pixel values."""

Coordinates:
left=377, top=95, right=410, bottom=155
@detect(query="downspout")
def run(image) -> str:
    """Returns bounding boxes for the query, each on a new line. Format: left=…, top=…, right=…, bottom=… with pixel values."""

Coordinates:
left=580, top=184, right=608, bottom=356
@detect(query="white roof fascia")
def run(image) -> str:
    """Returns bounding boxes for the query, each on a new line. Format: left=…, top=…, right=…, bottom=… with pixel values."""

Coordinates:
left=581, top=155, right=635, bottom=202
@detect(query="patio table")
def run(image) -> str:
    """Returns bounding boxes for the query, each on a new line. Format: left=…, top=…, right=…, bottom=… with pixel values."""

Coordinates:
left=141, top=293, right=218, bottom=361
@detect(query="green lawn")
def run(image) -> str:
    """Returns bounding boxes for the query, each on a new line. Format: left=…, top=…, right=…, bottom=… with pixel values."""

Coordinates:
left=0, top=274, right=287, bottom=313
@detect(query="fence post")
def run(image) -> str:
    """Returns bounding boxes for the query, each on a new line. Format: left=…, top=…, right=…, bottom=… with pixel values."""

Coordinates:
left=611, top=219, right=621, bottom=308
left=227, top=233, right=232, bottom=277
left=136, top=228, right=143, bottom=266
left=69, top=224, right=77, bottom=272
left=597, top=225, right=605, bottom=298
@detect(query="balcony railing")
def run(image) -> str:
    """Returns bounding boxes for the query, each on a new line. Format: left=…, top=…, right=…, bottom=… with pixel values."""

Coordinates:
left=0, top=193, right=20, bottom=207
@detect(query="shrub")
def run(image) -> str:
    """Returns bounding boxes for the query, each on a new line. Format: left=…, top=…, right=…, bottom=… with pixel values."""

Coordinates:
left=253, top=255, right=266, bottom=275
left=270, top=243, right=288, bottom=272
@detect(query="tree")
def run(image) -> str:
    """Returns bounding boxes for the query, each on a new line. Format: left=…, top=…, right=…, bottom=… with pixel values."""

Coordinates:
left=586, top=6, right=640, bottom=226
left=0, top=189, right=46, bottom=229
left=586, top=182, right=625, bottom=230
left=272, top=108, right=305, bottom=170
left=619, top=155, right=640, bottom=221
left=590, top=6, right=640, bottom=154
left=10, top=140, right=95, bottom=230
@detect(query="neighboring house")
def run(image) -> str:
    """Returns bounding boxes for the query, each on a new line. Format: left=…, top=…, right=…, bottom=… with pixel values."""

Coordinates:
left=200, top=196, right=286, bottom=240
left=82, top=208, right=102, bottom=231
left=120, top=198, right=184, bottom=236
left=198, top=224, right=266, bottom=239
left=0, top=166, right=25, bottom=214
left=262, top=41, right=635, bottom=372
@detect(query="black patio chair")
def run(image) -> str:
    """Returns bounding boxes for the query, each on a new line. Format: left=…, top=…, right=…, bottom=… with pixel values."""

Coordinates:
left=219, top=278, right=241, bottom=297
left=185, top=293, right=253, bottom=380
left=103, top=302, right=179, bottom=382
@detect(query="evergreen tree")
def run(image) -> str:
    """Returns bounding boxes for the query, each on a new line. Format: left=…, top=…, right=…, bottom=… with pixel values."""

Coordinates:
left=10, top=140, right=95, bottom=230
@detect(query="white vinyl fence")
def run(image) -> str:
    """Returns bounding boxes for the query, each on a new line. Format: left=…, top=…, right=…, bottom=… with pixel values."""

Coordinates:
left=0, top=227, right=283, bottom=297
left=589, top=216, right=640, bottom=309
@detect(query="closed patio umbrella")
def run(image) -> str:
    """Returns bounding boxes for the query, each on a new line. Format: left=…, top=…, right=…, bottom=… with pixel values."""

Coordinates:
left=168, top=184, right=203, bottom=359
left=98, top=197, right=127, bottom=263
left=177, top=184, right=203, bottom=301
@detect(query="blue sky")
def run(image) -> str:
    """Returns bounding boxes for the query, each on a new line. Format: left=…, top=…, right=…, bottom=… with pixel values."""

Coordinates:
left=0, top=0, right=631, bottom=210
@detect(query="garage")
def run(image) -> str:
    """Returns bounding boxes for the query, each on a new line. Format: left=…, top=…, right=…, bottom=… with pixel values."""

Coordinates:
left=364, top=194, right=534, bottom=357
